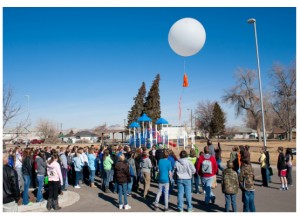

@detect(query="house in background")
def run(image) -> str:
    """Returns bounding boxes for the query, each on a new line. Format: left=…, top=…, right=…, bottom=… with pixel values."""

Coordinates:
left=63, top=130, right=99, bottom=143
left=230, top=127, right=257, bottom=139
left=268, top=127, right=296, bottom=140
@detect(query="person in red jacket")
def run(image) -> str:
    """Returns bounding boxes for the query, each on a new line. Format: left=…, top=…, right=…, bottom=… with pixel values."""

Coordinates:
left=196, top=146, right=218, bottom=205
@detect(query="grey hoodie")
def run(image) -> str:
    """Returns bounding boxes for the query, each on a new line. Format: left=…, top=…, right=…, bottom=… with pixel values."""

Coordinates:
left=35, top=156, right=47, bottom=176
left=59, top=152, right=68, bottom=169
left=174, top=158, right=196, bottom=180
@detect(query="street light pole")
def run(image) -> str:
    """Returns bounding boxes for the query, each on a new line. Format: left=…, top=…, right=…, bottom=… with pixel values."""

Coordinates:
left=247, top=18, right=267, bottom=147
left=187, top=108, right=193, bottom=130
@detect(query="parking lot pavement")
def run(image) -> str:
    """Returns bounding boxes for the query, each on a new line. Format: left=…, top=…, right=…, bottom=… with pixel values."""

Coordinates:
left=48, top=164, right=295, bottom=212
left=18, top=190, right=80, bottom=212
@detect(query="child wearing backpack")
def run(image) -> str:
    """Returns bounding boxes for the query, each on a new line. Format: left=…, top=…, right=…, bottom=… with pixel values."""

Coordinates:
left=196, top=146, right=218, bottom=205
left=222, top=161, right=238, bottom=212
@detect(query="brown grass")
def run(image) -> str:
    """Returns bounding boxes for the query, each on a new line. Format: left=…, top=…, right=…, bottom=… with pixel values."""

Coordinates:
left=171, top=139, right=297, bottom=166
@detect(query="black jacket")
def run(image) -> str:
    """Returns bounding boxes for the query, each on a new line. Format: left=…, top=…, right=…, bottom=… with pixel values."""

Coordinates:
left=155, top=148, right=164, bottom=162
left=277, top=152, right=286, bottom=171
left=22, top=157, right=32, bottom=176
left=3, top=165, right=20, bottom=204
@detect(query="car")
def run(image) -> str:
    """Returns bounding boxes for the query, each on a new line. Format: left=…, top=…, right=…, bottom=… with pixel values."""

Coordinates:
left=30, top=139, right=45, bottom=144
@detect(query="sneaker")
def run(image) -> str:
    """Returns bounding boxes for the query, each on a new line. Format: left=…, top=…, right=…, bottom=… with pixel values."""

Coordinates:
left=279, top=187, right=285, bottom=191
left=124, top=204, right=131, bottom=210
left=285, top=187, right=289, bottom=191
left=178, top=209, right=183, bottom=212
left=188, top=209, right=194, bottom=212
left=26, top=202, right=33, bottom=206
left=119, top=205, right=123, bottom=210
left=74, top=185, right=81, bottom=189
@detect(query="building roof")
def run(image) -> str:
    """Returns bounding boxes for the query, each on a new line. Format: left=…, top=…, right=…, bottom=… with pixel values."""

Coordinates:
left=233, top=127, right=256, bottom=133
left=272, top=127, right=286, bottom=134
left=74, top=131, right=99, bottom=137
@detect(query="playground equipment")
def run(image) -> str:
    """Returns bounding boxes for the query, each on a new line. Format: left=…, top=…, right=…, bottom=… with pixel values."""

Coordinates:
left=137, top=113, right=152, bottom=149
left=128, top=114, right=171, bottom=149
left=128, top=114, right=194, bottom=150
left=155, top=118, right=169, bottom=148
left=128, top=121, right=140, bottom=148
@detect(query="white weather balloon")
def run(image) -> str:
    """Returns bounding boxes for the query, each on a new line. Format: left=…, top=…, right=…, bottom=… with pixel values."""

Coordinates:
left=168, top=17, right=206, bottom=57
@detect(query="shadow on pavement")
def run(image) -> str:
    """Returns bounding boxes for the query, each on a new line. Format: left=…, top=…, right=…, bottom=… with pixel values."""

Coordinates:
left=98, top=193, right=118, bottom=208
left=194, top=200, right=226, bottom=212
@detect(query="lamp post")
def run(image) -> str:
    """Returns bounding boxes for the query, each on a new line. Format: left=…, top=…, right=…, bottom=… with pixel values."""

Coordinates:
left=24, top=95, right=30, bottom=145
left=247, top=18, right=267, bottom=147
left=187, top=108, right=193, bottom=130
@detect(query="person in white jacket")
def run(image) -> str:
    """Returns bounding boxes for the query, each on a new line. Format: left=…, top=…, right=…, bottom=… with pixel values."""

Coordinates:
left=174, top=150, right=196, bottom=212
left=46, top=153, right=63, bottom=211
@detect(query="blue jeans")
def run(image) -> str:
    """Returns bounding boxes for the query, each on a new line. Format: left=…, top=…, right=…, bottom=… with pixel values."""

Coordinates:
left=114, top=180, right=118, bottom=193
left=118, top=183, right=128, bottom=205
left=89, top=170, right=96, bottom=183
left=127, top=176, right=134, bottom=194
left=104, top=169, right=113, bottom=188
left=22, top=175, right=31, bottom=205
left=266, top=167, right=272, bottom=182
left=217, top=159, right=224, bottom=171
left=36, top=175, right=44, bottom=202
left=177, top=179, right=192, bottom=211
left=194, top=174, right=200, bottom=193
left=154, top=183, right=169, bottom=209
left=243, top=191, right=256, bottom=212
left=225, top=194, right=237, bottom=212
left=65, top=172, right=69, bottom=188
left=75, top=171, right=82, bottom=186
left=201, top=176, right=215, bottom=204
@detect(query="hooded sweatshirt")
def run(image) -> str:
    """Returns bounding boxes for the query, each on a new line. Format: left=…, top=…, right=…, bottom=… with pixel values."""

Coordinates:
left=174, top=158, right=196, bottom=180
left=35, top=156, right=47, bottom=176
left=196, top=154, right=218, bottom=178
left=47, top=161, right=63, bottom=185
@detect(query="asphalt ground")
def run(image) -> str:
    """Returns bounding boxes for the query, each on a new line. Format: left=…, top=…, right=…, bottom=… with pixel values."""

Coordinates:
left=19, top=164, right=295, bottom=213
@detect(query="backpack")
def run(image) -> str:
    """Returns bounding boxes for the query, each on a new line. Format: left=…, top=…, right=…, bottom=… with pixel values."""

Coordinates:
left=241, top=165, right=255, bottom=190
left=201, top=157, right=212, bottom=174
left=222, top=169, right=238, bottom=194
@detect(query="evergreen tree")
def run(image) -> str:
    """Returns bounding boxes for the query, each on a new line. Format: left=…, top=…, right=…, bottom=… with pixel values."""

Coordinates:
left=127, top=82, right=146, bottom=127
left=209, top=102, right=226, bottom=138
left=144, top=74, right=161, bottom=125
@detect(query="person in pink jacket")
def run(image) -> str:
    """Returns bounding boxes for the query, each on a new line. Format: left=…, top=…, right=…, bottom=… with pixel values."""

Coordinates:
left=46, top=153, right=63, bottom=211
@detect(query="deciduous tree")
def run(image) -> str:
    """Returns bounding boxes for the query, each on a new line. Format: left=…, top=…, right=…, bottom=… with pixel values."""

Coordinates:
left=35, top=119, right=59, bottom=143
left=270, top=62, right=296, bottom=141
left=195, top=100, right=215, bottom=138
left=222, top=68, right=265, bottom=142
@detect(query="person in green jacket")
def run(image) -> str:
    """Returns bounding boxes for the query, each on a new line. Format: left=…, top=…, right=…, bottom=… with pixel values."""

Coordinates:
left=103, top=149, right=114, bottom=193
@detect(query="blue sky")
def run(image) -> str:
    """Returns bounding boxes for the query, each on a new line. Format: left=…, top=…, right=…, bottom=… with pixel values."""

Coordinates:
left=3, top=7, right=296, bottom=130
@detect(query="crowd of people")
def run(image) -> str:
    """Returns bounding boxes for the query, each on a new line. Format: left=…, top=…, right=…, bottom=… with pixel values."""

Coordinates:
left=3, top=140, right=294, bottom=212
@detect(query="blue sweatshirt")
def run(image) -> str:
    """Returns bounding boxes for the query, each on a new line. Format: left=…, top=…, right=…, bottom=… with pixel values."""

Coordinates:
left=158, top=158, right=172, bottom=183
left=87, top=154, right=97, bottom=171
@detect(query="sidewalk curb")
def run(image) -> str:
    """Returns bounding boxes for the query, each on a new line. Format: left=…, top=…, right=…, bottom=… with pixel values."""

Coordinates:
left=18, top=190, right=80, bottom=212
